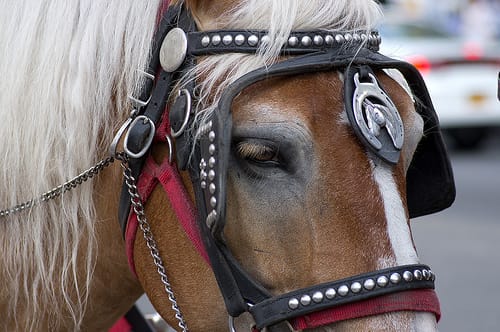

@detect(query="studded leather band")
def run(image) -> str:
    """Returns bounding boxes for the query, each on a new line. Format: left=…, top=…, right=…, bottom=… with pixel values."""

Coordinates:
left=249, top=264, right=435, bottom=329
left=187, top=29, right=381, bottom=55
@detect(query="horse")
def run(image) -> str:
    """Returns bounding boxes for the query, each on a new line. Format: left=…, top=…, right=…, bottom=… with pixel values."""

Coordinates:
left=0, top=0, right=455, bottom=331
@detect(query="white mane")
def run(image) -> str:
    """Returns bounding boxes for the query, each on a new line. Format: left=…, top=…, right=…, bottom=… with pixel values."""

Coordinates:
left=0, top=0, right=161, bottom=330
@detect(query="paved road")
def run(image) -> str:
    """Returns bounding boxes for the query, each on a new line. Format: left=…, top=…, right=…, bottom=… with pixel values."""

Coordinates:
left=412, top=131, right=500, bottom=332
left=137, top=132, right=500, bottom=332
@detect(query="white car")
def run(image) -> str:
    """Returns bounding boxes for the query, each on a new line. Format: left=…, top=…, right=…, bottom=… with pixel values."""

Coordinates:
left=380, top=22, right=500, bottom=148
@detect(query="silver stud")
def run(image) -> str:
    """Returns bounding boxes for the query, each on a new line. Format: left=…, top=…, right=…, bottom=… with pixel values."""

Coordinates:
left=360, top=33, right=368, bottom=41
left=300, top=295, right=312, bottom=306
left=208, top=131, right=216, bottom=142
left=206, top=210, right=217, bottom=228
left=209, top=144, right=216, bottom=155
left=313, top=35, right=324, bottom=46
left=414, top=270, right=423, bottom=280
left=208, top=170, right=215, bottom=181
left=208, top=157, right=216, bottom=168
left=211, top=34, right=221, bottom=46
left=261, top=35, right=270, bottom=45
left=363, top=279, right=376, bottom=290
left=234, top=34, right=245, bottom=46
left=403, top=271, right=413, bottom=282
left=209, top=183, right=216, bottom=194
left=301, top=35, right=312, bottom=47
left=325, top=35, right=334, bottom=46
left=222, top=34, right=233, bottom=45
left=200, top=181, right=207, bottom=189
left=248, top=35, right=258, bottom=46
left=325, top=288, right=336, bottom=299
left=200, top=170, right=207, bottom=180
left=351, top=282, right=362, bottom=293
left=199, top=159, right=207, bottom=170
left=377, top=276, right=389, bottom=287
left=429, top=270, right=435, bottom=281
left=288, top=298, right=299, bottom=310
left=288, top=36, right=299, bottom=47
left=312, top=291, right=324, bottom=303
left=335, top=34, right=345, bottom=43
left=201, top=35, right=210, bottom=47
left=344, top=33, right=353, bottom=42
left=338, top=285, right=349, bottom=296
left=210, top=197, right=217, bottom=208
left=390, top=273, right=402, bottom=284
left=353, top=33, right=361, bottom=42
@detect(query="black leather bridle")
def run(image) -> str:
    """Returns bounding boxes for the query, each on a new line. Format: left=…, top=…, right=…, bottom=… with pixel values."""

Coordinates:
left=119, top=5, right=455, bottom=330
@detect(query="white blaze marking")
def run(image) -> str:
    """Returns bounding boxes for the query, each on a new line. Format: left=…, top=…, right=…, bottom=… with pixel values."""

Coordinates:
left=372, top=162, right=419, bottom=265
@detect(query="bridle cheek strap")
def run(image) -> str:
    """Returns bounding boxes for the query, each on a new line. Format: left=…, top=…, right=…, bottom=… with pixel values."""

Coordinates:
left=289, top=289, right=440, bottom=330
left=125, top=113, right=209, bottom=277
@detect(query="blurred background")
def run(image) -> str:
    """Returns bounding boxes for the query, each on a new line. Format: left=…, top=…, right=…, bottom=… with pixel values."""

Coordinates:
left=134, top=1, right=500, bottom=331
left=380, top=0, right=500, bottom=331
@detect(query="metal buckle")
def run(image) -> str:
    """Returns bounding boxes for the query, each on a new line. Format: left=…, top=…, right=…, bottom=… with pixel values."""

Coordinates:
left=128, top=69, right=155, bottom=108
left=123, top=115, right=156, bottom=159
left=171, top=88, right=192, bottom=138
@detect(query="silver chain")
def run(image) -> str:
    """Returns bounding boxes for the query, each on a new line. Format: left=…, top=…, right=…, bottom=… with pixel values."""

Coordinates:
left=0, top=156, right=116, bottom=217
left=0, top=152, right=189, bottom=331
left=119, top=156, right=189, bottom=332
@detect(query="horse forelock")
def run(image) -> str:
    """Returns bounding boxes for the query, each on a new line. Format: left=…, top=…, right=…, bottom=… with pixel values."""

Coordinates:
left=0, top=1, right=161, bottom=330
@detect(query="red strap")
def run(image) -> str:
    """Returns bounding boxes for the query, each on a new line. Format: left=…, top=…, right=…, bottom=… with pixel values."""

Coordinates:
left=108, top=317, right=131, bottom=332
left=291, top=289, right=441, bottom=330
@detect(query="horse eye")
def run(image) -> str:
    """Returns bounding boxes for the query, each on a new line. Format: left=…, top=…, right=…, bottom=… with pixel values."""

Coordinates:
left=235, top=141, right=280, bottom=166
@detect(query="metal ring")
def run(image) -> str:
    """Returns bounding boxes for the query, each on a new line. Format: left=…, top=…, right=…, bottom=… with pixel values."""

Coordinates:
left=166, top=135, right=173, bottom=164
left=123, top=115, right=156, bottom=159
left=109, top=116, right=133, bottom=158
left=171, top=89, right=192, bottom=138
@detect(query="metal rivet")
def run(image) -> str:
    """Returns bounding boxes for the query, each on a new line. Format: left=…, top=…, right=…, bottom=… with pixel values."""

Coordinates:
left=222, top=34, right=233, bottom=45
left=208, top=157, right=216, bottom=168
left=325, top=288, right=336, bottom=299
left=288, top=36, right=299, bottom=47
left=414, top=270, right=423, bottom=280
left=335, top=34, right=345, bottom=43
left=288, top=298, right=299, bottom=310
left=422, top=269, right=430, bottom=280
left=377, top=276, right=389, bottom=287
left=261, top=35, right=270, bottom=45
left=160, top=28, right=188, bottom=72
left=344, top=33, right=353, bottom=42
left=200, top=170, right=207, bottom=180
left=403, top=271, right=413, bottom=282
left=200, top=181, right=207, bottom=189
left=206, top=210, right=217, bottom=228
left=363, top=279, right=376, bottom=290
left=211, top=34, right=221, bottom=46
left=208, top=170, right=215, bottom=181
left=234, top=34, right=245, bottom=46
left=301, top=35, right=312, bottom=47
left=351, top=282, right=362, bottom=293
left=201, top=35, right=210, bottom=47
left=429, top=270, right=435, bottom=281
left=360, top=33, right=367, bottom=41
left=209, top=144, right=216, bottom=155
left=312, top=291, right=324, bottom=303
left=353, top=33, right=361, bottom=42
left=338, top=285, right=349, bottom=296
left=210, top=197, right=217, bottom=208
left=208, top=131, right=216, bottom=142
left=248, top=35, right=258, bottom=46
left=390, top=273, right=402, bottom=284
left=209, top=183, right=216, bottom=194
left=313, top=35, right=324, bottom=46
left=199, top=159, right=207, bottom=170
left=300, top=295, right=312, bottom=306
left=325, top=35, right=334, bottom=45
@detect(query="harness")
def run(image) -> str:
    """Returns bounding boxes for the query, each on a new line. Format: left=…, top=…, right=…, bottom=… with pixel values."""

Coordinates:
left=115, top=5, right=455, bottom=331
